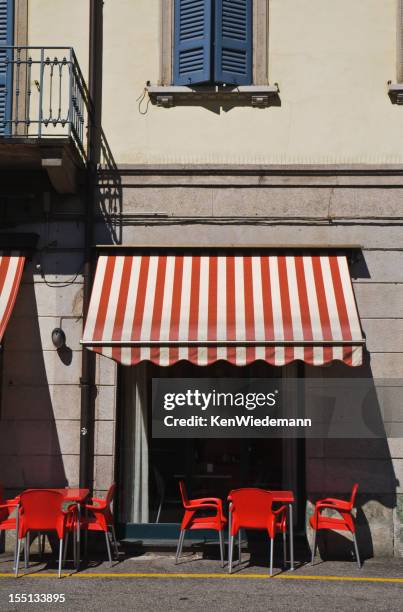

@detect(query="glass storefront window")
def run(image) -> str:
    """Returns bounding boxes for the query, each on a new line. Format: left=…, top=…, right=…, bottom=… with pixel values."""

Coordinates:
left=117, top=361, right=286, bottom=527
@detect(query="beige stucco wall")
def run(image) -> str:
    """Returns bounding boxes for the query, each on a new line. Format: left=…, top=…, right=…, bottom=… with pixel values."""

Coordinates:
left=98, top=0, right=401, bottom=165
left=27, top=0, right=90, bottom=77
left=24, top=0, right=402, bottom=165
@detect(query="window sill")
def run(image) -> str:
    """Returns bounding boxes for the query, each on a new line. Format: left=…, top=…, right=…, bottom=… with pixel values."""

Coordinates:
left=388, top=82, right=403, bottom=104
left=146, top=84, right=280, bottom=108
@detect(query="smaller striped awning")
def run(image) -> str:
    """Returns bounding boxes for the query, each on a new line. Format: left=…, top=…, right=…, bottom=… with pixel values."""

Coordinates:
left=0, top=252, right=25, bottom=343
left=82, top=253, right=365, bottom=367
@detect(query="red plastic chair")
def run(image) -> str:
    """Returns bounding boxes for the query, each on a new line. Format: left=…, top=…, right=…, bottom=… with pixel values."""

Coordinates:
left=176, top=481, right=227, bottom=566
left=309, top=483, right=361, bottom=568
left=228, top=488, right=287, bottom=575
left=0, top=486, right=19, bottom=569
left=81, top=483, right=119, bottom=566
left=15, top=489, right=77, bottom=578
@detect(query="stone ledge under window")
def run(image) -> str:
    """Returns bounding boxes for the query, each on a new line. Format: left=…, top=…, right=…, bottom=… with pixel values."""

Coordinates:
left=388, top=82, right=403, bottom=104
left=147, top=85, right=280, bottom=108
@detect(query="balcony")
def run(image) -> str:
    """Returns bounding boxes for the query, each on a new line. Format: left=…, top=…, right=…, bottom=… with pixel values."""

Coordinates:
left=0, top=47, right=92, bottom=193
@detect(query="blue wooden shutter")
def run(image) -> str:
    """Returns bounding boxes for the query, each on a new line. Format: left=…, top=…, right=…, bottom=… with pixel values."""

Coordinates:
left=173, top=0, right=212, bottom=85
left=214, top=0, right=252, bottom=85
left=0, top=0, right=13, bottom=136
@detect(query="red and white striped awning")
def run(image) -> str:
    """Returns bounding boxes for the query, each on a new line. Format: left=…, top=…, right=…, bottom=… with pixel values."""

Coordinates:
left=0, top=252, right=25, bottom=343
left=82, top=253, right=364, bottom=367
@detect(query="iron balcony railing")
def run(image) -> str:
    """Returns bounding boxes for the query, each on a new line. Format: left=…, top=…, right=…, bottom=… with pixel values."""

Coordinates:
left=0, top=46, right=91, bottom=162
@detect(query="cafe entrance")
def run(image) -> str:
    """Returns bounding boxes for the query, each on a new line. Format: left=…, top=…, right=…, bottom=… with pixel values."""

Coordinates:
left=115, top=360, right=303, bottom=539
left=81, top=250, right=365, bottom=540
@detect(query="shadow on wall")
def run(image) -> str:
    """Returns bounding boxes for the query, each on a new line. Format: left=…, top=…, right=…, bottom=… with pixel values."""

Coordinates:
left=306, top=359, right=399, bottom=560
left=0, top=274, right=68, bottom=499
left=95, top=130, right=123, bottom=245
left=305, top=252, right=398, bottom=561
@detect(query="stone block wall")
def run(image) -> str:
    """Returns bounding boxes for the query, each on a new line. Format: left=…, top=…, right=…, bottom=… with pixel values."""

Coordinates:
left=2, top=169, right=403, bottom=557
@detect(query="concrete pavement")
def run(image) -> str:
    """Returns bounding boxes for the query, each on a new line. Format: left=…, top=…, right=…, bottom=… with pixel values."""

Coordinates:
left=0, top=550, right=403, bottom=611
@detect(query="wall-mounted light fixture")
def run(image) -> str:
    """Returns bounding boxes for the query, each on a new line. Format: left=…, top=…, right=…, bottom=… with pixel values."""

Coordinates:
left=51, top=327, right=66, bottom=350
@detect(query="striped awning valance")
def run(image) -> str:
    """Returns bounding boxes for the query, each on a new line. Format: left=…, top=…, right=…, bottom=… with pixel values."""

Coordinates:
left=0, top=252, right=25, bottom=343
left=82, top=253, right=364, bottom=367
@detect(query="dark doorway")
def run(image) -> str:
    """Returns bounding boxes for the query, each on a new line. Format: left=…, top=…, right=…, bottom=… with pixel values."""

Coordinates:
left=150, top=437, right=283, bottom=524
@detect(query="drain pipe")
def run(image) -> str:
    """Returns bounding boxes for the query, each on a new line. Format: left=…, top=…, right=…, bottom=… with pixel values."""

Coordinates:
left=79, top=0, right=103, bottom=489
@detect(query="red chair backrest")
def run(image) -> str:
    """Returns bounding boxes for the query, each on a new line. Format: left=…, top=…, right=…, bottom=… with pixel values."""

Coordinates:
left=350, top=483, right=358, bottom=508
left=0, top=484, right=14, bottom=523
left=19, top=490, right=65, bottom=533
left=179, top=481, right=189, bottom=507
left=105, top=483, right=116, bottom=509
left=229, top=488, right=274, bottom=530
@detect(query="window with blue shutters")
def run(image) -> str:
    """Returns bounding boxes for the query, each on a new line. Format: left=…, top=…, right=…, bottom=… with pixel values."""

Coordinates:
left=174, top=0, right=213, bottom=86
left=173, top=0, right=252, bottom=86
left=0, top=0, right=13, bottom=136
left=214, top=0, right=252, bottom=85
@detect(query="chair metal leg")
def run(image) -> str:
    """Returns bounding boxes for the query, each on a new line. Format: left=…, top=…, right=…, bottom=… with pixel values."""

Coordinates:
left=15, top=539, right=22, bottom=578
left=24, top=532, right=30, bottom=569
left=13, top=531, right=18, bottom=571
left=238, top=529, right=241, bottom=564
left=175, top=530, right=181, bottom=564
left=352, top=533, right=361, bottom=569
left=75, top=528, right=80, bottom=570
left=76, top=524, right=81, bottom=567
left=13, top=507, right=20, bottom=571
left=283, top=531, right=287, bottom=568
left=84, top=528, right=88, bottom=558
left=269, top=538, right=274, bottom=576
left=105, top=531, right=113, bottom=567
left=175, top=529, right=185, bottom=564
left=73, top=531, right=77, bottom=569
left=311, top=529, right=317, bottom=566
left=289, top=503, right=294, bottom=571
left=218, top=530, right=224, bottom=568
left=63, top=533, right=69, bottom=563
left=111, top=525, right=119, bottom=559
left=228, top=535, right=234, bottom=574
left=9, top=528, right=17, bottom=570
left=58, top=539, right=63, bottom=579
left=155, top=499, right=163, bottom=524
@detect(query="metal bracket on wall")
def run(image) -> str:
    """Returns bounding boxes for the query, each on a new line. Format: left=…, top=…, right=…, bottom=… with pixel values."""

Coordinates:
left=156, top=94, right=174, bottom=108
left=251, top=94, right=270, bottom=107
left=387, top=82, right=403, bottom=104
